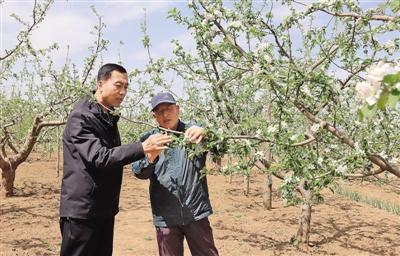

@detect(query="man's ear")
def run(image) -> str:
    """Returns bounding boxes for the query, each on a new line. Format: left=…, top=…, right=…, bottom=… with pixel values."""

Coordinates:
left=152, top=112, right=156, bottom=118
left=97, top=81, right=103, bottom=91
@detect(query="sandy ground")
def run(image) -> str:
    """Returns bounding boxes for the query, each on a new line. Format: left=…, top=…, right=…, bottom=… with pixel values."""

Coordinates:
left=1, top=156, right=400, bottom=256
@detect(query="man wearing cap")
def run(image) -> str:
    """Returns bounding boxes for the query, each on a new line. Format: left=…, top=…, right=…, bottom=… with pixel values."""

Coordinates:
left=131, top=92, right=219, bottom=256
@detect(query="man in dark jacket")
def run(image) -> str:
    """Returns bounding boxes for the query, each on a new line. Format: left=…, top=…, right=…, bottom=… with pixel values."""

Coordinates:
left=60, top=63, right=171, bottom=256
left=131, top=92, right=219, bottom=256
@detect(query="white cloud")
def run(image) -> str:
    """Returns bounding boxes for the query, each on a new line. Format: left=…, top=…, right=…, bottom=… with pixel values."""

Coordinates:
left=1, top=1, right=96, bottom=61
left=99, top=2, right=171, bottom=26
left=30, top=10, right=94, bottom=54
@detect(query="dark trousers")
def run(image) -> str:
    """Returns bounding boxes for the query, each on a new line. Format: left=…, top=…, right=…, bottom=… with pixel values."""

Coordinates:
left=156, top=218, right=219, bottom=256
left=59, top=217, right=115, bottom=256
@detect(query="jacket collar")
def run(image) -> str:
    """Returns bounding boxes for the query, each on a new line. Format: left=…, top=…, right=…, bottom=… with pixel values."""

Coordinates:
left=155, top=120, right=185, bottom=135
left=85, top=94, right=120, bottom=125
left=176, top=120, right=185, bottom=132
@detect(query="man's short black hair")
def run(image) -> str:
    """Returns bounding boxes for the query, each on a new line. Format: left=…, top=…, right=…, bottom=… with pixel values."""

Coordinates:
left=97, top=63, right=127, bottom=82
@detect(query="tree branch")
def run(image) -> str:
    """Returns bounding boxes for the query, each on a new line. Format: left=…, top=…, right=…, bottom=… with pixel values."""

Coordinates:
left=293, top=101, right=400, bottom=178
left=0, top=0, right=52, bottom=61
left=291, top=136, right=316, bottom=147
left=345, top=168, right=384, bottom=178
left=309, top=45, right=339, bottom=71
left=320, top=9, right=395, bottom=22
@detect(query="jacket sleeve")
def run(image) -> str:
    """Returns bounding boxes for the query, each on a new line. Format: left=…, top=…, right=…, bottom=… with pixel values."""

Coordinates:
left=131, top=132, right=157, bottom=180
left=66, top=111, right=145, bottom=170
left=131, top=157, right=156, bottom=180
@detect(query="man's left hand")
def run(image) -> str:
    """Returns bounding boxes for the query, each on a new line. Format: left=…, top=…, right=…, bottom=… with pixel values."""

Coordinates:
left=185, top=126, right=205, bottom=144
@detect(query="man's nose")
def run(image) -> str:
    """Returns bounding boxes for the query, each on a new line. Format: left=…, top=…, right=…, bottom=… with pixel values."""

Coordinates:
left=119, top=87, right=127, bottom=95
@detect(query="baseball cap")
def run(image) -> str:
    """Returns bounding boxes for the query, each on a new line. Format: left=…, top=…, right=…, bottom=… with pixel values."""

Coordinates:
left=151, top=92, right=176, bottom=111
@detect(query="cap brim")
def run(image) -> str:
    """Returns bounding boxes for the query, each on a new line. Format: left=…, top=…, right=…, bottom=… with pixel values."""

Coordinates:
left=151, top=100, right=176, bottom=111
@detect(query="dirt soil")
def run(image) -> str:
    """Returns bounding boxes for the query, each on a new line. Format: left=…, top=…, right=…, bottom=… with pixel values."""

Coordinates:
left=1, top=155, right=400, bottom=256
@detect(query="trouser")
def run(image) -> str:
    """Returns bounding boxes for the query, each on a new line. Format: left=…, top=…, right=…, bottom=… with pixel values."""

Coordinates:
left=156, top=218, right=219, bottom=256
left=59, top=217, right=115, bottom=256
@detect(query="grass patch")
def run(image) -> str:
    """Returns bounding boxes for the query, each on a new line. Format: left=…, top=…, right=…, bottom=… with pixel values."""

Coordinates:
left=334, top=186, right=400, bottom=216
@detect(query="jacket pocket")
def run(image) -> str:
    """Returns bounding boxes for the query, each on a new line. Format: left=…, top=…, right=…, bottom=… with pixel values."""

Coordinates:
left=84, top=175, right=97, bottom=197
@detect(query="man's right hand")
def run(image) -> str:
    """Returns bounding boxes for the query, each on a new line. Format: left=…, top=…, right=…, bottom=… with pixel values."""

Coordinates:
left=142, top=134, right=172, bottom=162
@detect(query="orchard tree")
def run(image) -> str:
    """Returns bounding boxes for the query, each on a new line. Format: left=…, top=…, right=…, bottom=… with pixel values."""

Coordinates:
left=0, top=1, right=108, bottom=197
left=131, top=0, right=400, bottom=245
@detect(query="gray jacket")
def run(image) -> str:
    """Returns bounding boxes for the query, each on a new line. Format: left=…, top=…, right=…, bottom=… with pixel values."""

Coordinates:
left=131, top=120, right=213, bottom=227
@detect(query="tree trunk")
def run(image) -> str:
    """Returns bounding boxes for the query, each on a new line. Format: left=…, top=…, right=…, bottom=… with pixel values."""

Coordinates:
left=1, top=163, right=16, bottom=197
left=228, top=154, right=233, bottom=184
left=295, top=202, right=312, bottom=245
left=262, top=148, right=273, bottom=210
left=0, top=116, right=64, bottom=197
left=56, top=126, right=61, bottom=177
left=243, top=174, right=250, bottom=196
left=263, top=174, right=272, bottom=209
left=262, top=87, right=273, bottom=209
left=294, top=180, right=313, bottom=246
left=213, top=157, right=222, bottom=171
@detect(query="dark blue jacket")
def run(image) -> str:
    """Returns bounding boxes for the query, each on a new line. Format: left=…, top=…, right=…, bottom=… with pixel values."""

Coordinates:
left=131, top=121, right=213, bottom=227
left=60, top=97, right=144, bottom=219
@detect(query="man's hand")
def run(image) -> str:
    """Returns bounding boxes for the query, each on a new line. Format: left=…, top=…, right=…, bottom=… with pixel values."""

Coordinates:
left=185, top=126, right=205, bottom=144
left=142, top=134, right=172, bottom=161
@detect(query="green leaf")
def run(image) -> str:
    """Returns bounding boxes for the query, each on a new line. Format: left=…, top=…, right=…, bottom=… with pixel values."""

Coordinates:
left=387, top=90, right=400, bottom=108
left=382, top=72, right=400, bottom=86
left=377, top=89, right=389, bottom=109
left=358, top=104, right=378, bottom=120
left=390, top=0, right=400, bottom=12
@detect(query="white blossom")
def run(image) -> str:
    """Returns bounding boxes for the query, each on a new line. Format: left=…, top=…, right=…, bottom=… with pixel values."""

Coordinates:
left=330, top=144, right=338, bottom=150
left=355, top=81, right=380, bottom=105
left=354, top=142, right=360, bottom=151
left=214, top=10, right=222, bottom=19
left=255, top=151, right=264, bottom=158
left=283, top=174, right=299, bottom=184
left=337, top=164, right=348, bottom=174
left=310, top=123, right=320, bottom=133
left=318, top=0, right=335, bottom=4
left=264, top=54, right=272, bottom=64
left=257, top=42, right=268, bottom=52
left=302, top=85, right=312, bottom=97
left=228, top=21, right=241, bottom=29
left=355, top=61, right=398, bottom=105
left=366, top=61, right=393, bottom=85
left=379, top=151, right=388, bottom=159
left=267, top=125, right=277, bottom=133
left=204, top=12, right=214, bottom=21
left=385, top=40, right=396, bottom=54
left=290, top=134, right=299, bottom=141
left=253, top=63, right=261, bottom=75
left=201, top=19, right=209, bottom=26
